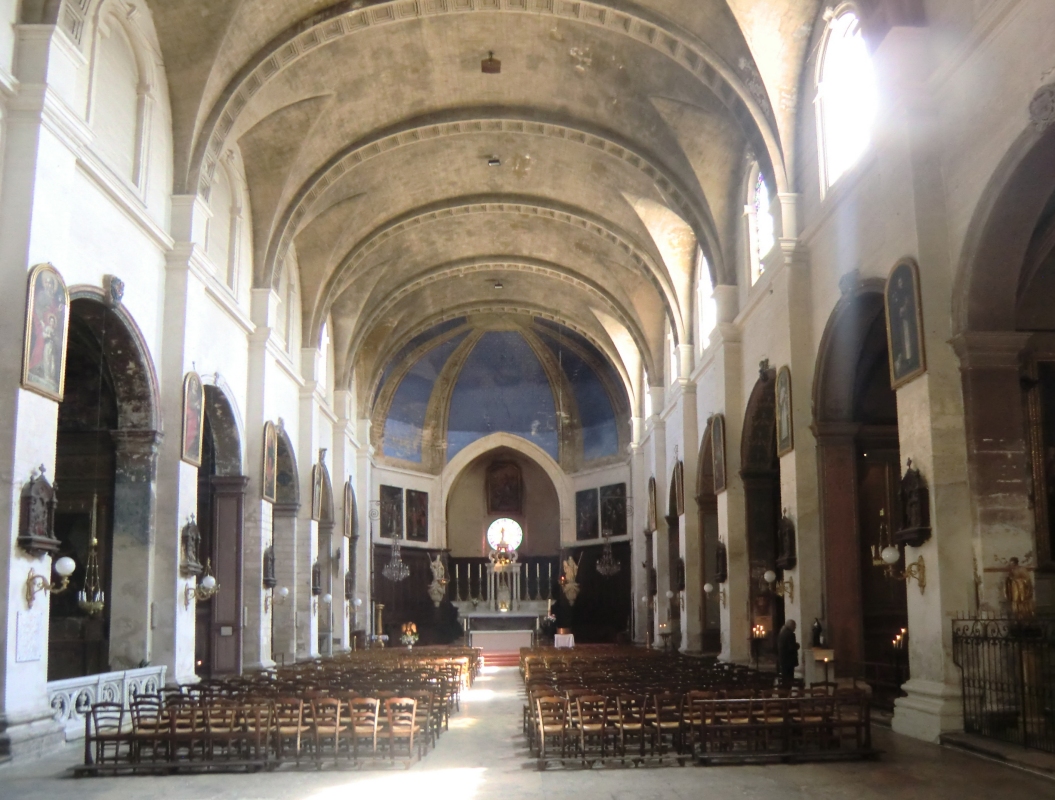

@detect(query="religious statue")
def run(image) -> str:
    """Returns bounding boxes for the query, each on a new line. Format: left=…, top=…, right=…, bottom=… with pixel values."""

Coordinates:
left=776, top=509, right=797, bottom=570
left=895, top=459, right=931, bottom=547
left=1005, top=558, right=1035, bottom=619
left=560, top=554, right=581, bottom=606
left=427, top=553, right=448, bottom=607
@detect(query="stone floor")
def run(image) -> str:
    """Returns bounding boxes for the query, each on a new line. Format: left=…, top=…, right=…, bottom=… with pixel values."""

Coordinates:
left=0, top=667, right=1051, bottom=799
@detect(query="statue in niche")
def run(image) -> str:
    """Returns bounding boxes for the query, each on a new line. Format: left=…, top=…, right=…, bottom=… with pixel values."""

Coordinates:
left=262, top=544, right=277, bottom=589
left=895, top=459, right=931, bottom=547
left=1004, top=558, right=1035, bottom=619
left=776, top=509, right=797, bottom=570
left=179, top=515, right=203, bottom=577
left=18, top=465, right=60, bottom=557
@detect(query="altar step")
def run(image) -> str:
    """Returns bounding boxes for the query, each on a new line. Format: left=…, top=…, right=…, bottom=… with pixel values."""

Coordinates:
left=483, top=651, right=522, bottom=668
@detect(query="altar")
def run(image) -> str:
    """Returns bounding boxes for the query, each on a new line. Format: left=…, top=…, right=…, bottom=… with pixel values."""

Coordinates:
left=461, top=609, right=541, bottom=654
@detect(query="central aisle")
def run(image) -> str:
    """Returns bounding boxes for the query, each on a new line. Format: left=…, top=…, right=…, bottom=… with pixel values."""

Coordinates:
left=0, top=666, right=1052, bottom=799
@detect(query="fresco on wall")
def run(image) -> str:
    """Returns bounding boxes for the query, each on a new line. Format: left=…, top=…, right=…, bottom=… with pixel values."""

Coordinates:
left=447, top=331, right=559, bottom=461
left=382, top=332, right=469, bottom=462
left=576, top=488, right=599, bottom=540
left=374, top=317, right=467, bottom=405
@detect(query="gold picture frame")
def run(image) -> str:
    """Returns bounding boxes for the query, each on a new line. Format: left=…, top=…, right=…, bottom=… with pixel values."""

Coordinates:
left=21, top=263, right=70, bottom=402
left=885, top=257, right=927, bottom=389
left=262, top=421, right=278, bottom=503
left=711, top=414, right=727, bottom=493
left=181, top=372, right=205, bottom=466
left=776, top=365, right=794, bottom=457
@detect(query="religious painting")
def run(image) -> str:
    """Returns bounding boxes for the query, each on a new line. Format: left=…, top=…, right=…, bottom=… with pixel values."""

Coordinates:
left=672, top=461, right=685, bottom=515
left=406, top=489, right=428, bottom=542
left=181, top=371, right=205, bottom=466
left=711, top=414, right=727, bottom=493
left=262, top=421, right=278, bottom=503
left=344, top=480, right=358, bottom=539
left=486, top=461, right=522, bottom=514
left=21, top=263, right=70, bottom=402
left=647, top=477, right=657, bottom=532
left=576, top=488, right=599, bottom=541
left=775, top=366, right=794, bottom=457
left=600, top=483, right=627, bottom=538
left=885, top=257, right=927, bottom=389
left=380, top=485, right=403, bottom=539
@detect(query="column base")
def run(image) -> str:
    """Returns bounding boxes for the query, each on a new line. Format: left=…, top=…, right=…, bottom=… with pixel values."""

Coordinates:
left=892, top=678, right=964, bottom=742
left=0, top=710, right=66, bottom=762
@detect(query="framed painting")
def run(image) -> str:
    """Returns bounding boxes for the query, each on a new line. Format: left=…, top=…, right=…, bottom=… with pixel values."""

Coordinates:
left=380, top=485, right=403, bottom=539
left=344, top=480, right=358, bottom=539
left=576, top=488, right=599, bottom=541
left=600, top=483, right=627, bottom=537
left=486, top=461, right=522, bottom=514
left=711, top=414, right=727, bottom=493
left=775, top=366, right=794, bottom=456
left=262, top=421, right=278, bottom=503
left=181, top=371, right=205, bottom=466
left=647, top=477, right=657, bottom=532
left=673, top=461, right=685, bottom=515
left=406, top=489, right=428, bottom=542
left=885, top=257, right=927, bottom=389
left=21, top=263, right=70, bottom=402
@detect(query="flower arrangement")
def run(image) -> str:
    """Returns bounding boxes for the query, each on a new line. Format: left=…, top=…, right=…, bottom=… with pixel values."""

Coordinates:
left=400, top=621, right=419, bottom=647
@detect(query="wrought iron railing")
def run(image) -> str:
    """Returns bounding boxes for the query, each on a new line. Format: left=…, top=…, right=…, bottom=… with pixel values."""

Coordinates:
left=952, top=616, right=1055, bottom=753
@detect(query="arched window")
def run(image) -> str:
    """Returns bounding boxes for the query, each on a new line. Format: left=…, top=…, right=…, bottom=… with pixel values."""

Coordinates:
left=206, top=165, right=240, bottom=289
left=317, top=317, right=333, bottom=399
left=643, top=374, right=653, bottom=419
left=817, top=7, right=877, bottom=192
left=668, top=328, right=678, bottom=385
left=275, top=252, right=301, bottom=356
left=751, top=172, right=775, bottom=284
left=92, top=18, right=141, bottom=183
left=696, top=249, right=717, bottom=351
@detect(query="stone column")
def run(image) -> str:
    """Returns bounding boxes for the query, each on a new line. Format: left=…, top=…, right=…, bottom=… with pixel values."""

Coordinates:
left=271, top=503, right=299, bottom=666
left=678, top=381, right=701, bottom=652
left=953, top=333, right=1037, bottom=611
left=108, top=429, right=161, bottom=670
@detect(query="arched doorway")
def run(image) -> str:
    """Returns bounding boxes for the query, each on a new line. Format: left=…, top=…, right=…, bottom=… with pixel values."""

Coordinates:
left=741, top=366, right=782, bottom=660
left=195, top=385, right=247, bottom=677
left=50, top=295, right=159, bottom=679
left=313, top=452, right=335, bottom=655
left=815, top=287, right=907, bottom=687
left=696, top=420, right=721, bottom=652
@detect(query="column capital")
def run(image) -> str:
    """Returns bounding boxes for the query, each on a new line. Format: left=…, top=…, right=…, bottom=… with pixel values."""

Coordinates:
left=951, top=332, right=1031, bottom=370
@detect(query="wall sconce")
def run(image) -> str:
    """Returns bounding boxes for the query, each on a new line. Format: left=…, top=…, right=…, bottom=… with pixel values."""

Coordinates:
left=880, top=546, right=926, bottom=593
left=703, top=582, right=726, bottom=608
left=347, top=596, right=363, bottom=619
left=265, top=586, right=289, bottom=613
left=313, top=592, right=332, bottom=616
left=184, top=559, right=219, bottom=609
left=665, top=589, right=685, bottom=611
left=762, top=569, right=794, bottom=603
left=25, top=556, right=76, bottom=609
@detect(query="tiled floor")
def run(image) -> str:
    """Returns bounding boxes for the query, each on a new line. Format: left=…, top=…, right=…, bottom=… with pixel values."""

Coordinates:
left=0, top=667, right=1050, bottom=799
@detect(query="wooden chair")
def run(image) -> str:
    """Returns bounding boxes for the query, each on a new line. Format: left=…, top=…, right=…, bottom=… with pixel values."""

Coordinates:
left=650, top=693, right=684, bottom=757
left=535, top=696, right=569, bottom=769
left=310, top=698, right=347, bottom=767
left=272, top=697, right=308, bottom=766
left=384, top=697, right=418, bottom=768
left=169, top=704, right=208, bottom=765
left=615, top=694, right=648, bottom=762
left=575, top=695, right=612, bottom=765
left=85, top=702, right=129, bottom=767
left=130, top=696, right=167, bottom=764
left=347, top=696, right=380, bottom=762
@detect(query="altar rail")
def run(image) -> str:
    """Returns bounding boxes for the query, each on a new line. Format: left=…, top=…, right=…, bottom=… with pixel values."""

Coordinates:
left=48, top=666, right=168, bottom=740
left=952, top=616, right=1055, bottom=753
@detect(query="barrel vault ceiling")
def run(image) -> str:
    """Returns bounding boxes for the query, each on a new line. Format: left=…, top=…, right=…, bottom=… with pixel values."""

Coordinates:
left=143, top=0, right=824, bottom=415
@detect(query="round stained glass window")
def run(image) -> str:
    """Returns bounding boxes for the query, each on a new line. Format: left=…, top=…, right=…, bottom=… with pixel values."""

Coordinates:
left=487, top=518, right=523, bottom=551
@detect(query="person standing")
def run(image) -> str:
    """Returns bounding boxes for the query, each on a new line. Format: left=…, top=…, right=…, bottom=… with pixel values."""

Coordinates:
left=777, top=619, right=800, bottom=685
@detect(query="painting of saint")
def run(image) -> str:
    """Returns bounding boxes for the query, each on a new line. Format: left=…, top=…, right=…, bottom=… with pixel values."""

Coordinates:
left=181, top=372, right=204, bottom=466
left=711, top=414, right=727, bottom=493
left=486, top=461, right=522, bottom=514
left=406, top=489, right=428, bottom=542
left=775, top=366, right=794, bottom=456
left=646, top=477, right=657, bottom=532
left=21, top=264, right=70, bottom=401
left=576, top=488, right=599, bottom=541
left=885, top=258, right=927, bottom=388
left=262, top=421, right=278, bottom=503
left=380, top=485, right=404, bottom=539
left=600, top=483, right=627, bottom=537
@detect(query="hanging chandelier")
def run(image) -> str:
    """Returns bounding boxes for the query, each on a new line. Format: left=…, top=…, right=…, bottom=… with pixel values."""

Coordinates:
left=383, top=535, right=410, bottom=582
left=596, top=529, right=621, bottom=578
left=78, top=495, right=106, bottom=616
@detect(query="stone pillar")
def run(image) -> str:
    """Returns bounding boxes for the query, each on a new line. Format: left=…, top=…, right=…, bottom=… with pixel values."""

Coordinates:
left=629, top=432, right=647, bottom=643
left=108, top=429, right=161, bottom=670
left=679, top=382, right=701, bottom=652
left=271, top=503, right=298, bottom=666
left=953, top=333, right=1037, bottom=611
